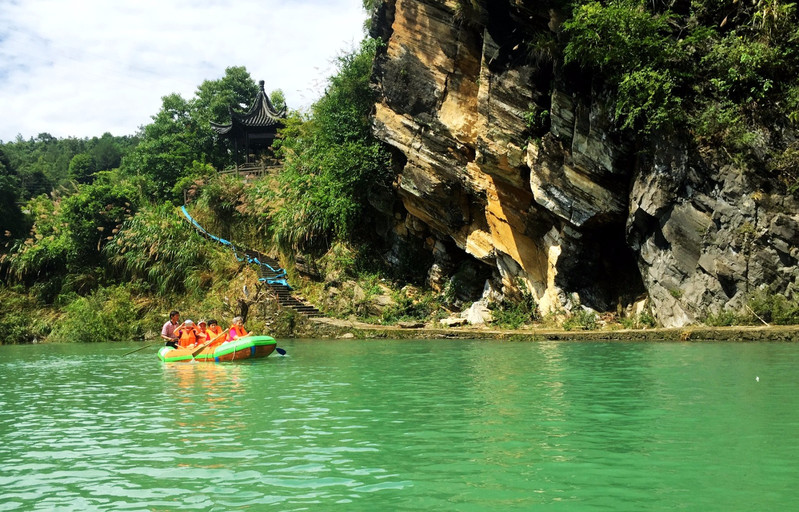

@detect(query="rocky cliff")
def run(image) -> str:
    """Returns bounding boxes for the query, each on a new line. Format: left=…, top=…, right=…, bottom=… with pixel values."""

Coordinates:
left=367, top=0, right=799, bottom=327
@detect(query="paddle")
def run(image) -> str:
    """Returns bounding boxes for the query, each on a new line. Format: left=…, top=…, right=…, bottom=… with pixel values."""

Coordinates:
left=225, top=331, right=285, bottom=356
left=121, top=342, right=159, bottom=356
left=234, top=331, right=284, bottom=356
left=191, top=329, right=229, bottom=357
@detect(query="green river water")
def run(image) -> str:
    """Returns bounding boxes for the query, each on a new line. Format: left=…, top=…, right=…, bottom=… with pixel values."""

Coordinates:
left=1, top=339, right=798, bottom=511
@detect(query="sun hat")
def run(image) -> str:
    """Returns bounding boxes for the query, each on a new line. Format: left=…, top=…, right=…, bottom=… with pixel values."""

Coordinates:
left=198, top=319, right=207, bottom=325
left=184, top=319, right=194, bottom=325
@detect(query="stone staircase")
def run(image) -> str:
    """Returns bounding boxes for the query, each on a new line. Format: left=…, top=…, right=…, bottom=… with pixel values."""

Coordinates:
left=180, top=205, right=324, bottom=319
left=242, top=249, right=324, bottom=318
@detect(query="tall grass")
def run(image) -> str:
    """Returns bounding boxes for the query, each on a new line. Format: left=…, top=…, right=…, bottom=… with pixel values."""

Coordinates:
left=103, top=203, right=218, bottom=296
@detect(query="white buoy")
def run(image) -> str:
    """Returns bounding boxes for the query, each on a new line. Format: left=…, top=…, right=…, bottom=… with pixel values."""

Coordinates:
left=756, top=376, right=759, bottom=382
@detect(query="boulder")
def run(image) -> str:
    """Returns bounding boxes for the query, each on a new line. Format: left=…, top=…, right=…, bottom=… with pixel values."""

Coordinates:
left=440, top=317, right=468, bottom=327
left=398, top=321, right=425, bottom=329
left=461, top=300, right=493, bottom=325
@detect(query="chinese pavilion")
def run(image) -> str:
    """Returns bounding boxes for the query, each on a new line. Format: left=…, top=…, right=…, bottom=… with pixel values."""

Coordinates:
left=210, top=80, right=286, bottom=166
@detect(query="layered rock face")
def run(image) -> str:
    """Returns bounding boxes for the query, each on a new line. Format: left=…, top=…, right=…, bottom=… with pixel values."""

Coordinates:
left=369, top=0, right=799, bottom=327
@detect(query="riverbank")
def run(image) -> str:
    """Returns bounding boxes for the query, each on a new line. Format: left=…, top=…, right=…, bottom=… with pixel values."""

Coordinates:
left=306, top=317, right=799, bottom=342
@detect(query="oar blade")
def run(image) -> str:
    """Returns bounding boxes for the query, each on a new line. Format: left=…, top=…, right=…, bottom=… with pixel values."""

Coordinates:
left=121, top=343, right=156, bottom=356
left=276, top=347, right=286, bottom=356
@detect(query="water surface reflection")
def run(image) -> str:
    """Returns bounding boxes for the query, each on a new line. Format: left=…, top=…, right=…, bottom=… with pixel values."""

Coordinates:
left=1, top=340, right=798, bottom=510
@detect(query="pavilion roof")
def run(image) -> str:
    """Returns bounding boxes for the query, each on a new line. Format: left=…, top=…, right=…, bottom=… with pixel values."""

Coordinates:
left=211, top=80, right=286, bottom=135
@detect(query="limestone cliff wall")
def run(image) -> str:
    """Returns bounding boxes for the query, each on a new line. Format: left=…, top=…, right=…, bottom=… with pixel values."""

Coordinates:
left=368, top=0, right=799, bottom=327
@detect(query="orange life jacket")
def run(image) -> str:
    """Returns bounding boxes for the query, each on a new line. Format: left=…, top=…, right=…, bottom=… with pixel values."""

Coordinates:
left=177, top=328, right=197, bottom=348
left=197, top=328, right=209, bottom=344
left=207, top=325, right=223, bottom=339
left=227, top=325, right=248, bottom=341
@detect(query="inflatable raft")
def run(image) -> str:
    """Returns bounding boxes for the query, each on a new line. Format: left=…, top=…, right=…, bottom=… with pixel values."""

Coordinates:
left=158, top=335, right=277, bottom=363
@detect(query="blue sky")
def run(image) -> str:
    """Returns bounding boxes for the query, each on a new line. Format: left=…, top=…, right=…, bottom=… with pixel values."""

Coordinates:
left=0, top=0, right=367, bottom=142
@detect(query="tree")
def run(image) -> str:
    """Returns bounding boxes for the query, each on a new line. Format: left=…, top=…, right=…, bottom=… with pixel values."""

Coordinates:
left=271, top=38, right=392, bottom=251
left=68, top=153, right=96, bottom=184
left=90, top=132, right=123, bottom=171
left=103, top=203, right=213, bottom=295
left=193, top=67, right=260, bottom=169
left=270, top=89, right=287, bottom=113
left=0, top=148, right=27, bottom=245
left=121, top=67, right=260, bottom=197
left=194, top=66, right=259, bottom=125
left=121, top=93, right=197, bottom=197
left=60, top=181, right=136, bottom=267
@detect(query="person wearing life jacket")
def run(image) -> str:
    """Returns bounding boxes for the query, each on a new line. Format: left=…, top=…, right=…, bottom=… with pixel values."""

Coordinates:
left=196, top=320, right=210, bottom=345
left=175, top=319, right=200, bottom=348
left=206, top=319, right=224, bottom=346
left=226, top=316, right=249, bottom=343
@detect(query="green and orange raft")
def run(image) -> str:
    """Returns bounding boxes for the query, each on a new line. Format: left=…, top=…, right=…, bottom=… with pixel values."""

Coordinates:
left=158, top=335, right=278, bottom=363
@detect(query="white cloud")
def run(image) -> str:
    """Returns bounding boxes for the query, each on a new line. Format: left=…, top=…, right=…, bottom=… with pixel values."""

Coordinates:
left=0, top=0, right=367, bottom=141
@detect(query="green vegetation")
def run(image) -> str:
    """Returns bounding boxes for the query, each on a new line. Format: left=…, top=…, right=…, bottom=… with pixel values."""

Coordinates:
left=121, top=67, right=258, bottom=200
left=104, top=203, right=219, bottom=295
left=704, top=287, right=799, bottom=326
left=491, top=282, right=539, bottom=329
left=1, top=132, right=136, bottom=199
left=620, top=311, right=657, bottom=330
left=380, top=290, right=441, bottom=324
left=749, top=287, right=799, bottom=325
left=0, top=68, right=274, bottom=342
left=562, top=308, right=598, bottom=331
left=48, top=285, right=150, bottom=344
left=270, top=38, right=391, bottom=252
left=563, top=0, right=799, bottom=183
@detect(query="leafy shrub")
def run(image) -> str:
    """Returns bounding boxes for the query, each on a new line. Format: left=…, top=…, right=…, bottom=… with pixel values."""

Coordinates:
left=0, top=288, right=53, bottom=344
left=615, top=68, right=682, bottom=132
left=68, top=153, right=96, bottom=183
left=0, top=158, right=28, bottom=243
left=748, top=288, right=799, bottom=325
left=194, top=172, right=246, bottom=220
left=491, top=283, right=538, bottom=329
left=563, top=0, right=684, bottom=132
left=5, top=178, right=136, bottom=293
left=492, top=300, right=536, bottom=329
left=49, top=286, right=144, bottom=343
left=272, top=308, right=299, bottom=337
left=563, top=308, right=598, bottom=331
left=768, top=142, right=799, bottom=193
left=563, top=0, right=673, bottom=76
left=381, top=290, right=439, bottom=324
left=6, top=195, right=71, bottom=285
left=639, top=311, right=657, bottom=328
left=700, top=34, right=780, bottom=105
left=1, top=312, right=52, bottom=344
left=562, top=0, right=799, bottom=184
left=704, top=309, right=740, bottom=327
left=61, top=181, right=136, bottom=266
left=524, top=106, right=550, bottom=136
